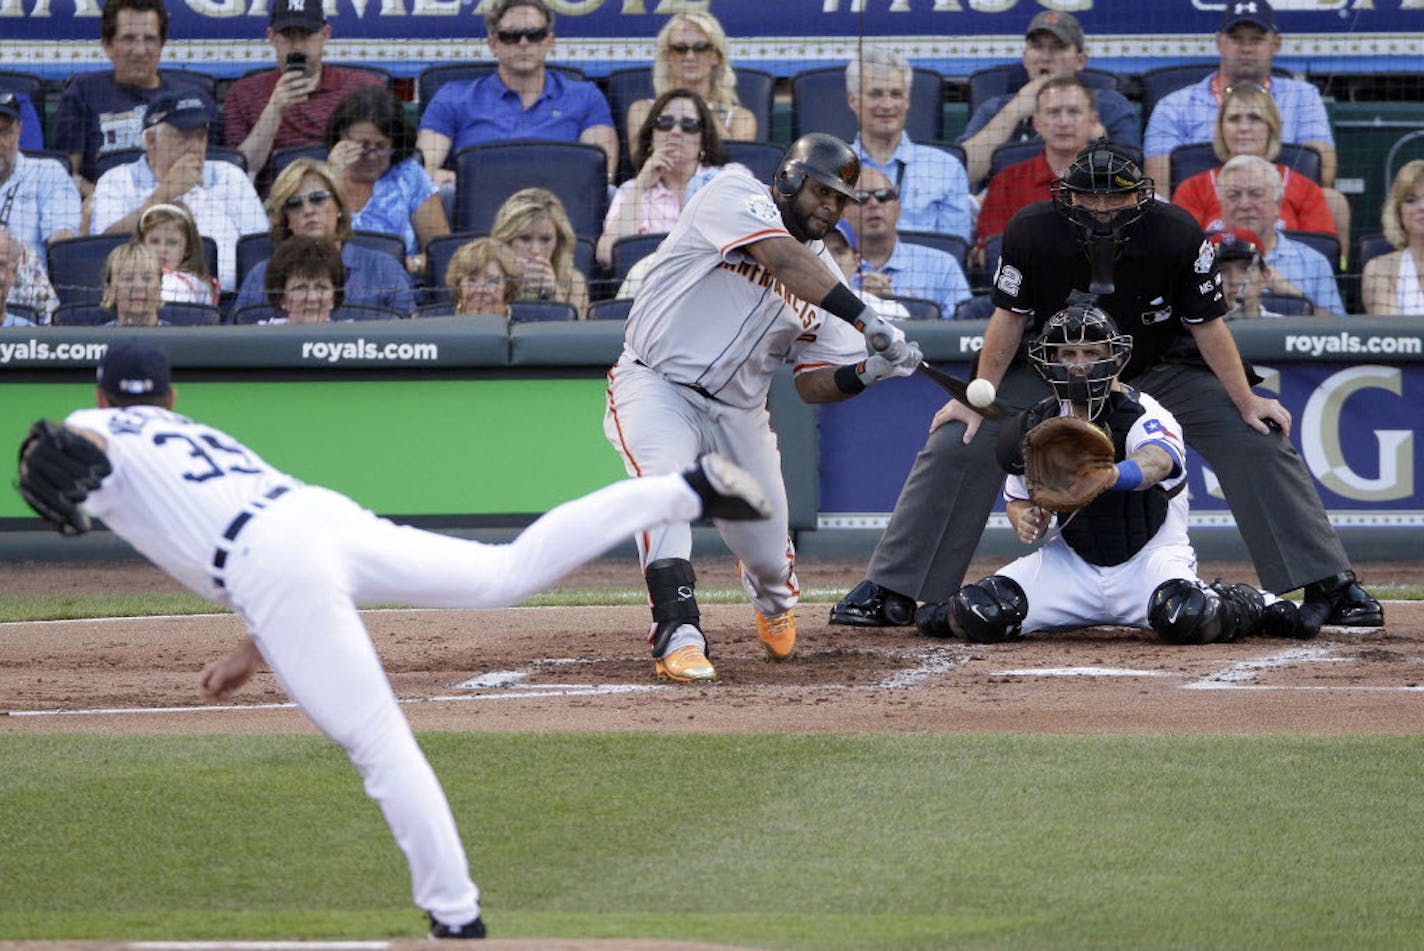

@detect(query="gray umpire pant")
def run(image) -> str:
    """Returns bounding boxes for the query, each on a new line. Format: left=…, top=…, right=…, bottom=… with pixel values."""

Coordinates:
left=866, top=361, right=1349, bottom=600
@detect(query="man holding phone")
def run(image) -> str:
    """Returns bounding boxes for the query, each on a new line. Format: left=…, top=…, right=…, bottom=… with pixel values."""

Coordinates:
left=223, top=0, right=382, bottom=193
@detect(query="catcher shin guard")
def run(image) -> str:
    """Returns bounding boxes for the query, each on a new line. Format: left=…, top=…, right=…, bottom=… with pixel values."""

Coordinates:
left=1258, top=598, right=1325, bottom=640
left=1205, top=580, right=1265, bottom=642
left=919, top=576, right=1027, bottom=643
left=645, top=558, right=701, bottom=657
left=1149, top=579, right=1226, bottom=644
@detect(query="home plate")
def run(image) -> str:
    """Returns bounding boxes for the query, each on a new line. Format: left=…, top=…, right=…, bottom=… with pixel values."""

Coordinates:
left=991, top=666, right=1176, bottom=677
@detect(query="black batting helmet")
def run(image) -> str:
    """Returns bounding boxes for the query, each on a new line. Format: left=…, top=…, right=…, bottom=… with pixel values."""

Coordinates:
left=774, top=133, right=861, bottom=202
left=1050, top=139, right=1154, bottom=246
left=1028, top=302, right=1133, bottom=419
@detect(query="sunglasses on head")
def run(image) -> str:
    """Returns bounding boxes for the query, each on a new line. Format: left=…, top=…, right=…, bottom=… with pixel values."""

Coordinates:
left=496, top=26, right=549, bottom=45
left=284, top=189, right=332, bottom=211
left=668, top=41, right=713, bottom=55
left=854, top=187, right=899, bottom=203
left=653, top=114, right=703, bottom=133
left=1224, top=80, right=1268, bottom=97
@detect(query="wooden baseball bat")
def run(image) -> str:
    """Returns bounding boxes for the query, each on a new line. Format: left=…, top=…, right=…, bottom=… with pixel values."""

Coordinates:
left=915, top=361, right=1011, bottom=421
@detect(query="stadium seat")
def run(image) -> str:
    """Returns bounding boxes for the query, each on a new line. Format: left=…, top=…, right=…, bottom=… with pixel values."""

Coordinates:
left=611, top=233, right=666, bottom=285
left=160, top=68, right=219, bottom=99
left=1168, top=142, right=1324, bottom=194
left=0, top=70, right=44, bottom=131
left=271, top=144, right=328, bottom=179
left=349, top=230, right=407, bottom=264
left=790, top=66, right=944, bottom=143
left=509, top=299, right=577, bottom=322
left=412, top=302, right=458, bottom=318
left=588, top=297, right=633, bottom=321
left=734, top=69, right=776, bottom=146
left=988, top=141, right=1044, bottom=183
left=1260, top=290, right=1314, bottom=316
left=966, top=64, right=1121, bottom=117
left=603, top=66, right=655, bottom=158
left=416, top=61, right=587, bottom=115
left=47, top=235, right=128, bottom=304
left=1384, top=129, right=1424, bottom=188
left=889, top=297, right=941, bottom=320
left=5, top=302, right=40, bottom=324
left=954, top=293, right=996, bottom=321
left=1355, top=233, right=1394, bottom=272
left=1140, top=63, right=1293, bottom=123
left=1283, top=229, right=1342, bottom=273
left=230, top=304, right=279, bottom=324
left=423, top=231, right=596, bottom=305
left=724, top=140, right=784, bottom=184
left=899, top=231, right=970, bottom=273
left=50, top=303, right=114, bottom=326
left=94, top=145, right=247, bottom=180
left=22, top=148, right=74, bottom=168
left=452, top=140, right=607, bottom=238
left=235, top=231, right=404, bottom=288
left=981, top=233, right=1003, bottom=292
left=157, top=302, right=221, bottom=325
left=333, top=303, right=407, bottom=321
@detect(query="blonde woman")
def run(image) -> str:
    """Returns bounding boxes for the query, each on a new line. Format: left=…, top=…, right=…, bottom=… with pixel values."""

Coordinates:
left=491, top=187, right=589, bottom=318
left=625, top=12, right=756, bottom=164
left=233, top=158, right=415, bottom=314
left=445, top=237, right=520, bottom=317
left=100, top=242, right=164, bottom=327
left=1171, top=81, right=1347, bottom=247
left=1362, top=159, right=1424, bottom=316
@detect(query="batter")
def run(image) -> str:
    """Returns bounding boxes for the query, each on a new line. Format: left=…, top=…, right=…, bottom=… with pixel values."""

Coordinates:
left=25, top=341, right=773, bottom=940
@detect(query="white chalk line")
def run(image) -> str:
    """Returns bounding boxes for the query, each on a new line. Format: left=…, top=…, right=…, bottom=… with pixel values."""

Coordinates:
left=991, top=666, right=1176, bottom=677
left=133, top=943, right=389, bottom=950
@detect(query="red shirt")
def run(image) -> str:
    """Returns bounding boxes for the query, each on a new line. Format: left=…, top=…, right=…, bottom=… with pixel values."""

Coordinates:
left=976, top=152, right=1056, bottom=250
left=223, top=64, right=382, bottom=190
left=1172, top=165, right=1336, bottom=235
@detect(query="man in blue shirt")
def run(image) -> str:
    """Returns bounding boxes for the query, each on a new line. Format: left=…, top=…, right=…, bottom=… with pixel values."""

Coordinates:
left=842, top=166, right=971, bottom=319
left=1143, top=0, right=1335, bottom=192
left=959, top=10, right=1139, bottom=191
left=846, top=48, right=973, bottom=244
left=416, top=0, right=617, bottom=186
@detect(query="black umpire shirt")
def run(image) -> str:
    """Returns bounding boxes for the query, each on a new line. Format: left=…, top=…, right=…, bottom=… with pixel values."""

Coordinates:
left=989, top=199, right=1229, bottom=382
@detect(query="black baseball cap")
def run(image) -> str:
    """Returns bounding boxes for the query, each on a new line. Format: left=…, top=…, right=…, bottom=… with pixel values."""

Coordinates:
left=1222, top=0, right=1276, bottom=32
left=0, top=89, right=20, bottom=122
left=143, top=89, right=217, bottom=130
left=97, top=341, right=172, bottom=398
left=271, top=0, right=325, bottom=32
left=1026, top=10, right=1085, bottom=49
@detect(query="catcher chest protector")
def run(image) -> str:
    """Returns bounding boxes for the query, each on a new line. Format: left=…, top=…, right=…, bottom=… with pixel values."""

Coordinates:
left=645, top=558, right=701, bottom=657
left=1060, top=393, right=1171, bottom=567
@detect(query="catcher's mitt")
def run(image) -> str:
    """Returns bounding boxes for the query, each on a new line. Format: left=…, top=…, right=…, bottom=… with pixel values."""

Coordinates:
left=16, top=420, right=112, bottom=536
left=1021, top=415, right=1117, bottom=513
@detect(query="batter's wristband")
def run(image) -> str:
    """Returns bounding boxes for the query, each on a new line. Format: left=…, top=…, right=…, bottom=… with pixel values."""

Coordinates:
left=1112, top=459, right=1144, bottom=491
left=822, top=283, right=869, bottom=327
left=834, top=363, right=867, bottom=395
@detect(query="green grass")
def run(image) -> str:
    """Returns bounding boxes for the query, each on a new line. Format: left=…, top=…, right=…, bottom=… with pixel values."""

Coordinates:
left=2, top=733, right=1422, bottom=949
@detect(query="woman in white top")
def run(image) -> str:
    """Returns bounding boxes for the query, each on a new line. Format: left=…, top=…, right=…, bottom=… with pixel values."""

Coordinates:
left=1362, top=159, right=1424, bottom=316
left=624, top=12, right=756, bottom=166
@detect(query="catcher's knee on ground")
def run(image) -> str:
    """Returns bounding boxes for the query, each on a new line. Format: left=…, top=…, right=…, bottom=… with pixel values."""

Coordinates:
left=1148, top=578, right=1265, bottom=644
left=645, top=558, right=701, bottom=655
left=916, top=575, right=1027, bottom=643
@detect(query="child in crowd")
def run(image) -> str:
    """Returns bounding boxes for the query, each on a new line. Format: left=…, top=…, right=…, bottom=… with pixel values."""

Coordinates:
left=136, top=203, right=220, bottom=306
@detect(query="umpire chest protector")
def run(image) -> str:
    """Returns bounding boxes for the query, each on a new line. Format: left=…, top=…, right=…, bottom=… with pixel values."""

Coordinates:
left=1060, top=391, right=1171, bottom=567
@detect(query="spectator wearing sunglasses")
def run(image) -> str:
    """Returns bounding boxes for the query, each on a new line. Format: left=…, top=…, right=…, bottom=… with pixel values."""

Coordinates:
left=841, top=166, right=971, bottom=319
left=1143, top=0, right=1334, bottom=193
left=624, top=12, right=756, bottom=166
left=326, top=86, right=450, bottom=275
left=88, top=89, right=267, bottom=291
left=845, top=48, right=973, bottom=244
left=596, top=90, right=746, bottom=269
left=416, top=0, right=618, bottom=185
left=232, top=157, right=414, bottom=313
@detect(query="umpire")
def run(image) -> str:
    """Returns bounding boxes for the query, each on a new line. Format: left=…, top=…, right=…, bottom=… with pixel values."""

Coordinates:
left=831, top=140, right=1381, bottom=628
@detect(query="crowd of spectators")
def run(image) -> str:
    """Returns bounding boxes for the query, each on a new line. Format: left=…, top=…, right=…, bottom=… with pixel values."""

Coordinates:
left=2, top=0, right=1419, bottom=327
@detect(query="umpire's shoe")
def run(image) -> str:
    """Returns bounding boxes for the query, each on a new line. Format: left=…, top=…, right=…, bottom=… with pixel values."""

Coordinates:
left=684, top=453, right=771, bottom=521
left=1304, top=570, right=1384, bottom=627
left=428, top=913, right=485, bottom=939
left=830, top=580, right=917, bottom=627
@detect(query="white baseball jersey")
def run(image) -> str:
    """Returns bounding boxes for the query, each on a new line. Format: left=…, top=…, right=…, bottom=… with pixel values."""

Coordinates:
left=67, top=405, right=293, bottom=600
left=998, top=391, right=1194, bottom=633
left=623, top=167, right=868, bottom=409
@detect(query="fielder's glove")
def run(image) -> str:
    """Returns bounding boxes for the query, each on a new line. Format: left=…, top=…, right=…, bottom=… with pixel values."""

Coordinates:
left=15, top=420, right=112, bottom=536
left=1021, top=416, right=1118, bottom=514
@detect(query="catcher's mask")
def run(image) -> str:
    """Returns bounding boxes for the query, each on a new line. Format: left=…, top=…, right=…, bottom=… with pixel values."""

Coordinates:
left=1050, top=139, right=1154, bottom=252
left=1029, top=303, right=1133, bottom=419
left=773, top=133, right=862, bottom=241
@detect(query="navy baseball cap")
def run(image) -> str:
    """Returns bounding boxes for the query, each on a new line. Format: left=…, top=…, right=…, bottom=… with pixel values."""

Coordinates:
left=0, top=90, right=20, bottom=121
left=1222, top=0, right=1276, bottom=32
left=97, top=341, right=172, bottom=398
left=271, top=0, right=325, bottom=32
left=142, top=89, right=217, bottom=131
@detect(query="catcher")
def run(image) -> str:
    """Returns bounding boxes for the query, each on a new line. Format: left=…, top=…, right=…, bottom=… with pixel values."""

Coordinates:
left=916, top=302, right=1324, bottom=644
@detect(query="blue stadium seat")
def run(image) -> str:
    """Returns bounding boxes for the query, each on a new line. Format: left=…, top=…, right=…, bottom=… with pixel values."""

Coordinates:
left=966, top=64, right=1122, bottom=117
left=611, top=233, right=667, bottom=284
left=157, top=302, right=221, bottom=325
left=0, top=71, right=45, bottom=136
left=1169, top=142, right=1323, bottom=194
left=452, top=140, right=607, bottom=238
left=509, top=299, right=577, bottom=322
left=333, top=303, right=407, bottom=321
left=47, top=235, right=127, bottom=304
left=1260, top=290, right=1315, bottom=316
left=791, top=66, right=944, bottom=143
left=271, top=144, right=328, bottom=179
left=588, top=297, right=633, bottom=321
left=889, top=296, right=941, bottom=320
left=988, top=141, right=1044, bottom=182
left=898, top=231, right=970, bottom=273
left=412, top=302, right=458, bottom=318
left=50, top=303, right=114, bottom=326
left=954, top=293, right=996, bottom=321
left=1355, top=233, right=1394, bottom=272
left=235, top=231, right=404, bottom=288
left=724, top=140, right=784, bottom=185
left=160, top=68, right=218, bottom=99
left=424, top=231, right=595, bottom=306
left=1284, top=229, right=1342, bottom=273
left=1140, top=63, right=1294, bottom=123
left=230, top=304, right=280, bottom=325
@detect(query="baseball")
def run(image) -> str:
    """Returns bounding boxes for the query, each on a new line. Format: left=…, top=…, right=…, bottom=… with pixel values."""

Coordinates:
left=966, top=378, right=996, bottom=408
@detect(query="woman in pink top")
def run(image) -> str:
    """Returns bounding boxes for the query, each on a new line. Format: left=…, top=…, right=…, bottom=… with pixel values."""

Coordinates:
left=596, top=89, right=744, bottom=269
left=1171, top=82, right=1343, bottom=245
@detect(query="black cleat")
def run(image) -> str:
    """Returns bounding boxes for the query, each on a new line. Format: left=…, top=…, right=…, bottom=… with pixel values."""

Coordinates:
left=1259, top=599, right=1325, bottom=640
left=683, top=453, right=771, bottom=521
left=830, top=579, right=917, bottom=627
left=428, top=913, right=486, bottom=939
left=1303, top=571, right=1384, bottom=627
left=915, top=601, right=953, bottom=638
